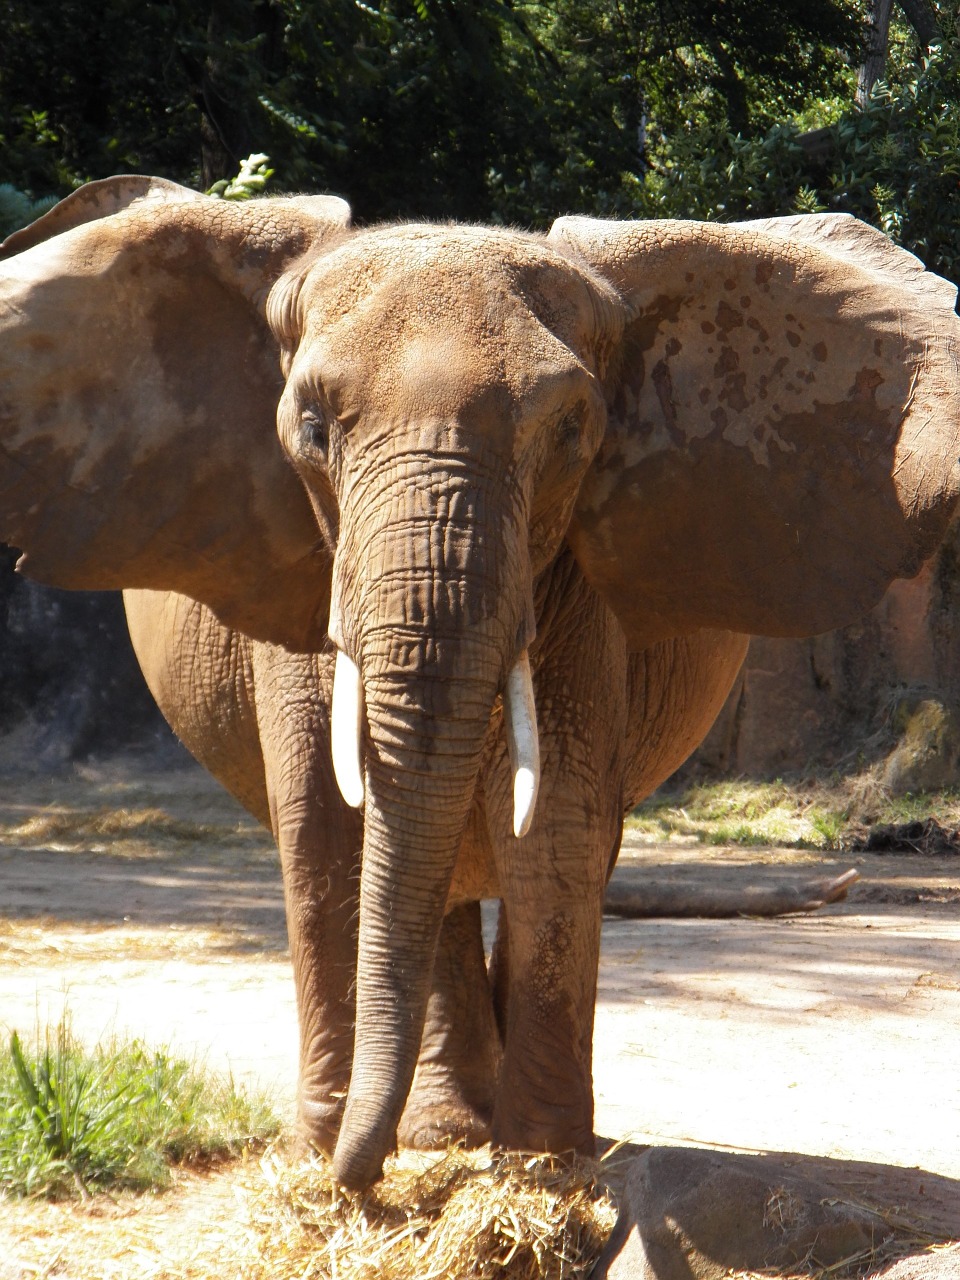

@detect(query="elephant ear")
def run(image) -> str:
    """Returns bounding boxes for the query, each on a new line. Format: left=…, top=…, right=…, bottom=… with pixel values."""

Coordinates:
left=0, top=176, right=351, bottom=650
left=548, top=214, right=960, bottom=650
left=0, top=175, right=206, bottom=257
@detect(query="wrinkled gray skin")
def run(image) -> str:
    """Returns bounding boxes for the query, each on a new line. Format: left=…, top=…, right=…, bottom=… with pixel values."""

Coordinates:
left=3, top=179, right=959, bottom=1191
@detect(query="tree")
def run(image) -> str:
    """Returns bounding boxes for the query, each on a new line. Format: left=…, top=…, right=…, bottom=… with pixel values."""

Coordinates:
left=0, top=0, right=871, bottom=226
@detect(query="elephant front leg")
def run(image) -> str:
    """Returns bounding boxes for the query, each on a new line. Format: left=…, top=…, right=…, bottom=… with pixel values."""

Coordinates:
left=399, top=900, right=502, bottom=1149
left=486, top=579, right=628, bottom=1156
left=488, top=861, right=608, bottom=1155
left=256, top=647, right=362, bottom=1155
left=278, top=803, right=362, bottom=1153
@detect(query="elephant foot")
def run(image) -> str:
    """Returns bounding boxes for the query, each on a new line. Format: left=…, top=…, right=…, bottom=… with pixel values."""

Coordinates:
left=294, top=1095, right=345, bottom=1157
left=491, top=1106, right=596, bottom=1160
left=397, top=1100, right=491, bottom=1151
left=398, top=1075, right=492, bottom=1151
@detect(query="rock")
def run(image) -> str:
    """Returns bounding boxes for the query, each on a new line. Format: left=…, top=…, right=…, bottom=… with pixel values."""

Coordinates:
left=882, top=697, right=960, bottom=794
left=593, top=1147, right=892, bottom=1280
left=852, top=817, right=960, bottom=856
left=0, top=544, right=171, bottom=767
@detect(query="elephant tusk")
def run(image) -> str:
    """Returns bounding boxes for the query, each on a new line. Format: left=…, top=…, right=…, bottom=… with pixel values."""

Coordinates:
left=332, top=649, right=365, bottom=809
left=504, top=650, right=540, bottom=838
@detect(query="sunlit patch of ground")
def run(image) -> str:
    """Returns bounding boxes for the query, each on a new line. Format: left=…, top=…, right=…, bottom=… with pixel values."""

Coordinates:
left=0, top=919, right=271, bottom=964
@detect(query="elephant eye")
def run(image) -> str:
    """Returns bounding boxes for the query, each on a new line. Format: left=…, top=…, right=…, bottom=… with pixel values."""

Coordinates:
left=555, top=410, right=581, bottom=452
left=300, top=408, right=330, bottom=461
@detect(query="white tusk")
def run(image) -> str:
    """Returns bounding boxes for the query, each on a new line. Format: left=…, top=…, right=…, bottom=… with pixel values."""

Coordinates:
left=504, top=650, right=540, bottom=838
left=331, top=649, right=365, bottom=808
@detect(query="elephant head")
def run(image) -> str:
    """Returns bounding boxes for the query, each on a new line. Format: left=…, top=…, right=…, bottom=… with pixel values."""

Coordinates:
left=2, top=183, right=959, bottom=1189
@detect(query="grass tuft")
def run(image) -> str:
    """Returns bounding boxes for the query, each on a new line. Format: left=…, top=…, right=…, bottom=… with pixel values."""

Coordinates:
left=0, top=1019, right=280, bottom=1198
left=627, top=775, right=960, bottom=851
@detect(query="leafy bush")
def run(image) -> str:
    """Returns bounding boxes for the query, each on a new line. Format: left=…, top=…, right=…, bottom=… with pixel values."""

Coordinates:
left=206, top=153, right=275, bottom=201
left=828, top=43, right=960, bottom=283
left=0, top=1021, right=279, bottom=1197
left=633, top=38, right=960, bottom=287
left=0, top=183, right=56, bottom=239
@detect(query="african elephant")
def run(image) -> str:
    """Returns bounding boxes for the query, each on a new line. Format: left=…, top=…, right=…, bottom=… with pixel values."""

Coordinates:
left=120, top=579, right=747, bottom=1159
left=2, top=179, right=959, bottom=1190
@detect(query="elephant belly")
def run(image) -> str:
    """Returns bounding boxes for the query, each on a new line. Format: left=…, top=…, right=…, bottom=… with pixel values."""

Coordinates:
left=622, top=628, right=749, bottom=808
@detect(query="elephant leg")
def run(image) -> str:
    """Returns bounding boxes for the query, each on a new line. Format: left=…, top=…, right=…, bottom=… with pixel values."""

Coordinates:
left=488, top=846, right=611, bottom=1155
left=398, top=900, right=501, bottom=1149
left=486, top=579, right=628, bottom=1155
left=253, top=643, right=362, bottom=1153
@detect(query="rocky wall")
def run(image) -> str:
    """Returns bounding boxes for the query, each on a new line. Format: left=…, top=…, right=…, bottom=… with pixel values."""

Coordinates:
left=0, top=545, right=172, bottom=769
left=690, top=520, right=960, bottom=789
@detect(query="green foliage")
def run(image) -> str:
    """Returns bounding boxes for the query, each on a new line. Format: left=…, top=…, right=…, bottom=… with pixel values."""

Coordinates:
left=207, top=152, right=274, bottom=200
left=0, top=1021, right=279, bottom=1197
left=0, top=184, right=57, bottom=239
left=0, top=0, right=956, bottom=277
left=0, top=1, right=200, bottom=193
left=630, top=23, right=960, bottom=286
left=635, top=122, right=816, bottom=220
left=828, top=41, right=960, bottom=282
left=808, top=809, right=847, bottom=850
left=0, top=0, right=867, bottom=227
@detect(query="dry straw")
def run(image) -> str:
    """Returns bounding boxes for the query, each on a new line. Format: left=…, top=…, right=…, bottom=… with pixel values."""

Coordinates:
left=242, top=1145, right=618, bottom=1280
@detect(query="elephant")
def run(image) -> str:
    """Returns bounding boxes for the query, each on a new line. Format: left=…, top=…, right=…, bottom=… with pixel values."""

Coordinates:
left=121, top=582, right=855, bottom=1162
left=120, top=576, right=748, bottom=1160
left=2, top=178, right=959, bottom=1190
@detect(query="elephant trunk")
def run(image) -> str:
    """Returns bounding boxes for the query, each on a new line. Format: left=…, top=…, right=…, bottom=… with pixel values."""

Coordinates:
left=327, top=451, right=534, bottom=1188
left=331, top=646, right=539, bottom=837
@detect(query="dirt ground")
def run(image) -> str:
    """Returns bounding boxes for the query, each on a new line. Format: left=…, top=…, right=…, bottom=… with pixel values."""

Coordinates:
left=0, top=756, right=958, bottom=1275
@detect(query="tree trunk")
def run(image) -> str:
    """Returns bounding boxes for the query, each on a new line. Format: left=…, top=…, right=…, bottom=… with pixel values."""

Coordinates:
left=897, top=0, right=940, bottom=48
left=857, top=0, right=894, bottom=107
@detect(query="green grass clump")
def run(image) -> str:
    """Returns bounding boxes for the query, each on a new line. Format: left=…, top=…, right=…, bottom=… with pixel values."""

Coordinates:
left=628, top=775, right=960, bottom=851
left=628, top=781, right=819, bottom=846
left=0, top=1020, right=280, bottom=1197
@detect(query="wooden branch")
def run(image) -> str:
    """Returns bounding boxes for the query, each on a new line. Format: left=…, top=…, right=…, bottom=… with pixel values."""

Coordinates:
left=603, top=868, right=860, bottom=919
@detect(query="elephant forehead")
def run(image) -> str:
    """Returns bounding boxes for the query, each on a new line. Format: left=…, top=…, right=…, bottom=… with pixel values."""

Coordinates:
left=312, top=312, right=587, bottom=430
left=297, top=224, right=602, bottom=340
left=394, top=331, right=501, bottom=417
left=300, top=249, right=596, bottom=421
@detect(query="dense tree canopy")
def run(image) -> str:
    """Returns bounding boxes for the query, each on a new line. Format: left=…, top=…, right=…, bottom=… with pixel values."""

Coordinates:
left=0, top=0, right=957, bottom=271
left=0, top=0, right=861, bottom=219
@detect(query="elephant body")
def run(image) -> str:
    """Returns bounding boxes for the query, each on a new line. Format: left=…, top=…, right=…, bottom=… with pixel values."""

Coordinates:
left=4, top=180, right=960, bottom=1186
left=124, top=562, right=746, bottom=1152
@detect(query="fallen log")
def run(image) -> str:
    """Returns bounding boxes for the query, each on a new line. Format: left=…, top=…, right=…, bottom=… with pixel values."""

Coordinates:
left=603, top=868, right=860, bottom=918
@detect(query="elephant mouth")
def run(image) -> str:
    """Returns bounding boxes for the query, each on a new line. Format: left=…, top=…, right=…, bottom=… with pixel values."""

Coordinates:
left=330, top=643, right=541, bottom=838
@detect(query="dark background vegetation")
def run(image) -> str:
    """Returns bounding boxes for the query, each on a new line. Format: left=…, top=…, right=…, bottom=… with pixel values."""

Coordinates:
left=1, top=0, right=959, bottom=767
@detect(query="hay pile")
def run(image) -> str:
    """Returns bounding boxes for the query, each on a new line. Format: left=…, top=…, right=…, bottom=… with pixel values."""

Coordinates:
left=243, top=1146, right=618, bottom=1280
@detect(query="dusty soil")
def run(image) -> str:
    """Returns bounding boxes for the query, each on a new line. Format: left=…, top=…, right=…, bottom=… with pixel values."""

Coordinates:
left=0, top=757, right=958, bottom=1276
